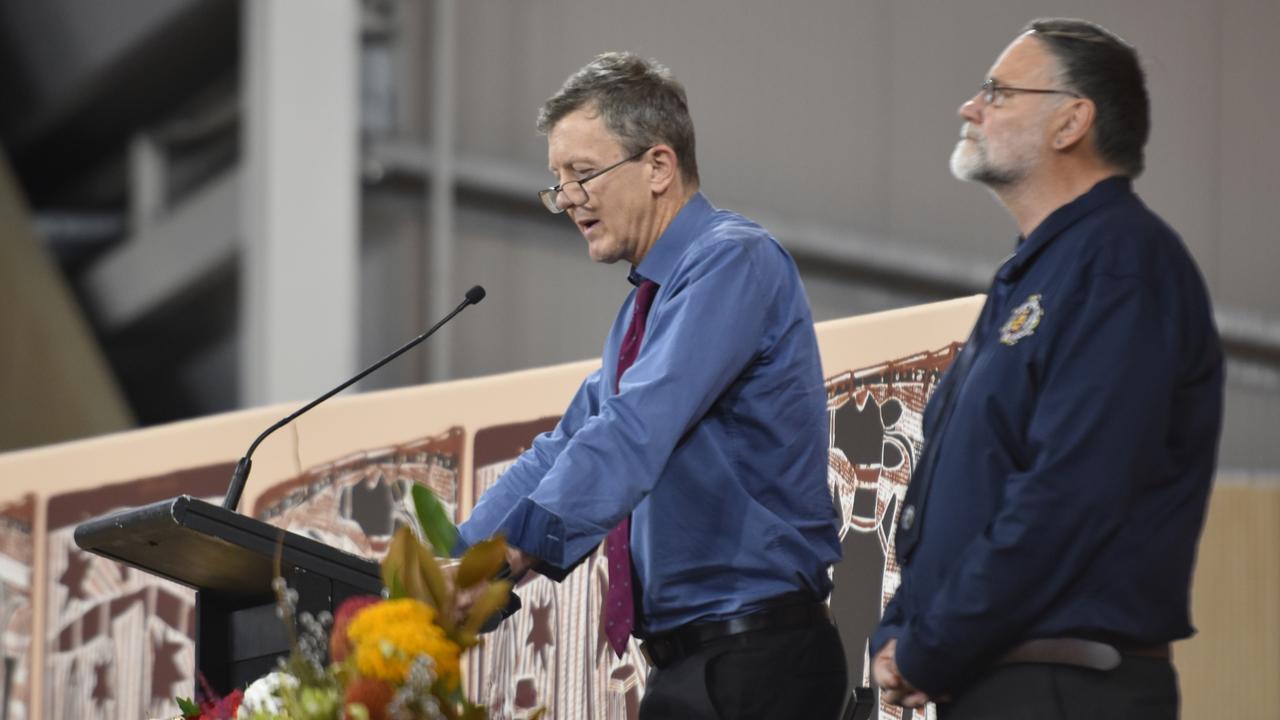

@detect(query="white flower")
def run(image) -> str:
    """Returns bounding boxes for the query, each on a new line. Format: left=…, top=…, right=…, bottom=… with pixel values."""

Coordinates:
left=236, top=671, right=299, bottom=719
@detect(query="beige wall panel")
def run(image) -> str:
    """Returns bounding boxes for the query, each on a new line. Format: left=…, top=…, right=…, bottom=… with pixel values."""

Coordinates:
left=8, top=296, right=1271, bottom=716
left=816, top=295, right=983, bottom=374
left=1177, top=478, right=1280, bottom=719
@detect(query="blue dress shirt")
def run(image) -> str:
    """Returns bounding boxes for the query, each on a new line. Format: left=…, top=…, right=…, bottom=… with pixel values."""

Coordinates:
left=459, top=192, right=841, bottom=635
left=871, top=177, right=1224, bottom=695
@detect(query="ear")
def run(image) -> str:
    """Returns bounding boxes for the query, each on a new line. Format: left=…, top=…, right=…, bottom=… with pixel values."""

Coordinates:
left=646, top=145, right=679, bottom=194
left=1052, top=98, right=1096, bottom=151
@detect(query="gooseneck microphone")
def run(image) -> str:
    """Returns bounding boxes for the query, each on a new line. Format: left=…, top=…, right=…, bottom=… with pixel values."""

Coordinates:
left=221, top=285, right=487, bottom=512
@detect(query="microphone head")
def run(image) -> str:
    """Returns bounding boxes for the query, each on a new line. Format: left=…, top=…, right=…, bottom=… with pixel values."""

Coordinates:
left=465, top=285, right=486, bottom=305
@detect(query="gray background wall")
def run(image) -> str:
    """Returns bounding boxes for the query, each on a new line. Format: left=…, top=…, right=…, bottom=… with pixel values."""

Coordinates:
left=1, top=0, right=1276, bottom=472
left=365, top=0, right=1279, bottom=472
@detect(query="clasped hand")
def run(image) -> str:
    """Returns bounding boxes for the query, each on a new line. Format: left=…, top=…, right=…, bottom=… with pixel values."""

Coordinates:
left=873, top=639, right=946, bottom=709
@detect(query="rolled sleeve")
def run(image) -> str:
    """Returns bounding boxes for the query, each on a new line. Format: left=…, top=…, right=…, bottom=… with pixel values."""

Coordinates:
left=458, top=368, right=603, bottom=551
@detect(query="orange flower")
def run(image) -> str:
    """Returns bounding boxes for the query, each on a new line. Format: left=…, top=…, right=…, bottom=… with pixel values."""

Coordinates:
left=345, top=598, right=460, bottom=687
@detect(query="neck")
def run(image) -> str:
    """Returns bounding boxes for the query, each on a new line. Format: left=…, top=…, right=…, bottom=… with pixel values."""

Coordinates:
left=631, top=184, right=697, bottom=265
left=994, top=161, right=1120, bottom=237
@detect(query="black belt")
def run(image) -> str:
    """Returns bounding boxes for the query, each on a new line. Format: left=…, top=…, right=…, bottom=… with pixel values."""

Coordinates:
left=639, top=599, right=832, bottom=669
left=997, top=638, right=1172, bottom=672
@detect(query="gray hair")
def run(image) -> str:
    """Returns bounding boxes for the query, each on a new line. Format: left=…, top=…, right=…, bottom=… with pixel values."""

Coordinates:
left=1025, top=18, right=1150, bottom=177
left=537, top=52, right=700, bottom=186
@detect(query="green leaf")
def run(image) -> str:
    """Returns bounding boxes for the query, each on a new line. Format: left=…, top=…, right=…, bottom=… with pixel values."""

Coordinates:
left=381, top=527, right=410, bottom=593
left=388, top=573, right=405, bottom=600
left=415, top=540, right=455, bottom=629
left=412, top=484, right=458, bottom=557
left=176, top=697, right=200, bottom=717
left=460, top=579, right=513, bottom=640
left=456, top=536, right=507, bottom=589
left=394, top=527, right=431, bottom=603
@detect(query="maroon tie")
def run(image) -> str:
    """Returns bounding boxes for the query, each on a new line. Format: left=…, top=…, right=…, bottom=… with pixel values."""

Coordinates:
left=604, top=279, right=658, bottom=657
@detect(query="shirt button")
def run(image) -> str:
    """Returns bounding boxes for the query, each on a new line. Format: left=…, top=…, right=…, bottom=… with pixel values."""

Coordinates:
left=901, top=505, right=916, bottom=531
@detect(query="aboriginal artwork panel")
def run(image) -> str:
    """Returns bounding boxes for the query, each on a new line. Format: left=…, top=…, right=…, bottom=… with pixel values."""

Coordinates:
left=826, top=343, right=962, bottom=720
left=44, top=465, right=231, bottom=720
left=465, top=418, right=645, bottom=720
left=252, top=428, right=465, bottom=560
left=0, top=494, right=33, bottom=720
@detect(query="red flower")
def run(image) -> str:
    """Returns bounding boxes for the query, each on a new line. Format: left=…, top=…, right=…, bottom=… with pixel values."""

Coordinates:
left=343, top=676, right=393, bottom=720
left=330, top=595, right=381, bottom=663
left=181, top=675, right=243, bottom=719
left=197, top=688, right=242, bottom=719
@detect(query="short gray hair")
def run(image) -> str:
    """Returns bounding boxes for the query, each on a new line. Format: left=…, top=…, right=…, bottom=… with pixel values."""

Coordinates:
left=537, top=52, right=699, bottom=186
left=1026, top=18, right=1149, bottom=177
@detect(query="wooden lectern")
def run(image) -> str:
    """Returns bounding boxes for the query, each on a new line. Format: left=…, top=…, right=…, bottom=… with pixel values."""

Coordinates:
left=73, top=495, right=383, bottom=695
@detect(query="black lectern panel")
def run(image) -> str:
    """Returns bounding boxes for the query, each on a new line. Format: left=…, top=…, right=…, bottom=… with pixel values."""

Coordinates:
left=75, top=495, right=384, bottom=695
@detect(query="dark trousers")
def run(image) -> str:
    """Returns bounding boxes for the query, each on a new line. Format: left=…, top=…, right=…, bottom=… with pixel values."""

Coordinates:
left=638, top=620, right=847, bottom=720
left=937, top=656, right=1179, bottom=720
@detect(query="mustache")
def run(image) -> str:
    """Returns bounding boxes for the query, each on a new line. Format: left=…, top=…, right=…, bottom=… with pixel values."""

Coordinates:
left=959, top=123, right=983, bottom=141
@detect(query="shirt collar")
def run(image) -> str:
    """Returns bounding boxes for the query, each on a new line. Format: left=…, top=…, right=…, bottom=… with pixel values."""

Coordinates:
left=630, top=192, right=713, bottom=286
left=998, top=175, right=1133, bottom=283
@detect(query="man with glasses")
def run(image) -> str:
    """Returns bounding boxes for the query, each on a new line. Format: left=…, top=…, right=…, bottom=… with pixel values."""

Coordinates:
left=870, top=18, right=1222, bottom=719
left=457, top=52, right=846, bottom=718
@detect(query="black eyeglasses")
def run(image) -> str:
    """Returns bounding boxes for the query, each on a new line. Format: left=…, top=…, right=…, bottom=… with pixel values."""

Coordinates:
left=979, top=78, right=1080, bottom=106
left=538, top=147, right=651, bottom=214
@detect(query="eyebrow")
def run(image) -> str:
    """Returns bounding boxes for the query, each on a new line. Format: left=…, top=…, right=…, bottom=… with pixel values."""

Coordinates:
left=549, top=156, right=597, bottom=175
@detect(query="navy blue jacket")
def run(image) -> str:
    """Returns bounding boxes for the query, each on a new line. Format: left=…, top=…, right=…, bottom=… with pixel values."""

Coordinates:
left=871, top=177, right=1224, bottom=696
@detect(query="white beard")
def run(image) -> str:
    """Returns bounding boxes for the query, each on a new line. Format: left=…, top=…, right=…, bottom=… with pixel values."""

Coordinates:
left=949, top=123, right=1041, bottom=188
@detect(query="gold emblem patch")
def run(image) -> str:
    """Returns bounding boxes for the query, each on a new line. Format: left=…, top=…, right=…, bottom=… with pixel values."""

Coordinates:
left=1000, top=293, right=1044, bottom=346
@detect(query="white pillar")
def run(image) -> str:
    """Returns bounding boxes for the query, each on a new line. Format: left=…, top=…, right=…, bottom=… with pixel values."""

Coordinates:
left=240, top=0, right=359, bottom=406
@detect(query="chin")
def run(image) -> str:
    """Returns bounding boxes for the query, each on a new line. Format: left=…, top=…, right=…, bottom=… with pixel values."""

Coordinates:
left=950, top=142, right=981, bottom=181
left=586, top=239, right=624, bottom=265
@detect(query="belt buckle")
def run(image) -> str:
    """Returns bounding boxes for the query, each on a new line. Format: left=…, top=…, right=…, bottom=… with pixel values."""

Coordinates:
left=640, top=635, right=682, bottom=669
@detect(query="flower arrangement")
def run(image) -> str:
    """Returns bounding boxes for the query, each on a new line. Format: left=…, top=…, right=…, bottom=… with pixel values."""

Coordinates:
left=170, top=485, right=535, bottom=720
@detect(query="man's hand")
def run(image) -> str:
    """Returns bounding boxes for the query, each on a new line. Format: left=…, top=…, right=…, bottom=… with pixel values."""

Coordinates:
left=449, top=545, right=537, bottom=626
left=873, top=639, right=932, bottom=709
left=504, top=545, right=537, bottom=579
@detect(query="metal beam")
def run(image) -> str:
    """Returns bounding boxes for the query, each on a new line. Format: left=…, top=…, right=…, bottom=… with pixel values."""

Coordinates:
left=364, top=140, right=1280, bottom=368
left=426, top=0, right=459, bottom=382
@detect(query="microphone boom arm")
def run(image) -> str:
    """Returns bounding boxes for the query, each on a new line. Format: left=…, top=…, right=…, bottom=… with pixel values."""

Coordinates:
left=222, top=286, right=486, bottom=511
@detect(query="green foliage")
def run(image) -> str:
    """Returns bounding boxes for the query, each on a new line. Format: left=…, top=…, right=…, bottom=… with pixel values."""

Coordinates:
left=412, top=483, right=459, bottom=557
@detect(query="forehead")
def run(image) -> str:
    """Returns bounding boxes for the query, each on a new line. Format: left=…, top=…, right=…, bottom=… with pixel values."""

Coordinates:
left=988, top=33, right=1058, bottom=84
left=546, top=106, right=625, bottom=168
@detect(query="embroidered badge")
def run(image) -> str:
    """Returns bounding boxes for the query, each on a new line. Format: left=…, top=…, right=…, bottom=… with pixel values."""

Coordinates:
left=1000, top=294, right=1044, bottom=345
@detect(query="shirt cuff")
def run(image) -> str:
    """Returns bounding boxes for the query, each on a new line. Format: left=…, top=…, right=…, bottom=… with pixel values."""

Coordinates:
left=494, top=497, right=569, bottom=568
left=869, top=623, right=900, bottom=659
left=450, top=530, right=472, bottom=558
left=893, top=625, right=966, bottom=698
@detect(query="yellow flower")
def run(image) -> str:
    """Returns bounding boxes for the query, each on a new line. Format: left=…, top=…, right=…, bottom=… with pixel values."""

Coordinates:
left=345, top=598, right=460, bottom=687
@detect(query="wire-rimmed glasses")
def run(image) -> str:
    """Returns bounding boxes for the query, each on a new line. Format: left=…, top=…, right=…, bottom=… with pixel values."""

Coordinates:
left=979, top=78, right=1080, bottom=107
left=537, top=147, right=651, bottom=213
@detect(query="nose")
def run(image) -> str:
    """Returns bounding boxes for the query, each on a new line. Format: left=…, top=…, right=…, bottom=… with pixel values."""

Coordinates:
left=555, top=190, right=575, bottom=212
left=959, top=94, right=982, bottom=123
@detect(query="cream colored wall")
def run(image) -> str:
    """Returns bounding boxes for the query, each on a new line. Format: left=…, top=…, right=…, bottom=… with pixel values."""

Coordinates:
left=0, top=355, right=595, bottom=719
left=1177, top=477, right=1280, bottom=719
left=0, top=296, right=981, bottom=718
left=2, top=294, right=1273, bottom=717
